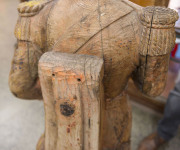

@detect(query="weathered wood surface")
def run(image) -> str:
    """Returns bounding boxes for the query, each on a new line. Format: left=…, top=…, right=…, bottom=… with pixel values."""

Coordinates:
left=102, top=94, right=132, bottom=149
left=9, top=0, right=178, bottom=149
left=39, top=52, right=104, bottom=150
left=38, top=52, right=132, bottom=150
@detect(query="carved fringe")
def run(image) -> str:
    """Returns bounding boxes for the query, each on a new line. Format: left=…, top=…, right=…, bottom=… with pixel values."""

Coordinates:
left=139, top=26, right=176, bottom=56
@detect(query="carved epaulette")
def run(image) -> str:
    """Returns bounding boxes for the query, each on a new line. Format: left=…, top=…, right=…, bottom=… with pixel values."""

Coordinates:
left=140, top=6, right=179, bottom=28
left=139, top=7, right=178, bottom=56
left=18, top=0, right=52, bottom=17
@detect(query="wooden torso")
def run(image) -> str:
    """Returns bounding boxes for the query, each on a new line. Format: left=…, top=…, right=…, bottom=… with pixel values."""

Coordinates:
left=42, top=0, right=141, bottom=98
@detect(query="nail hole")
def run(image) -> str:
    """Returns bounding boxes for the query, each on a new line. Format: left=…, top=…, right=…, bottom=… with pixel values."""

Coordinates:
left=73, top=95, right=77, bottom=100
left=52, top=73, right=55, bottom=76
left=77, top=78, right=81, bottom=82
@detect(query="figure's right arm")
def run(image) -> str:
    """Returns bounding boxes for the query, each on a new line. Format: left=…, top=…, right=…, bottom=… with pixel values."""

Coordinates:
left=9, top=40, right=42, bottom=100
left=9, top=0, right=54, bottom=100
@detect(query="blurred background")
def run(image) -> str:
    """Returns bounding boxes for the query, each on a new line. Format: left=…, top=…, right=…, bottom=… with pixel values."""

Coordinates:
left=0, top=0, right=180, bottom=150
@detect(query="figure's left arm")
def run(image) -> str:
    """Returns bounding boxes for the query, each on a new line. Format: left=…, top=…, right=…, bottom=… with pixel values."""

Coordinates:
left=133, top=53, right=170, bottom=97
left=132, top=7, right=179, bottom=97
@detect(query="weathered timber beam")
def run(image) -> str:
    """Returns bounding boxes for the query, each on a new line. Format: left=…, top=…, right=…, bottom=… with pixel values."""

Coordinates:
left=38, top=52, right=104, bottom=150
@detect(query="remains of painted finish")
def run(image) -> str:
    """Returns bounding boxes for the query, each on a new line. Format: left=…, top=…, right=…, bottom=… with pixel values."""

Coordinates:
left=130, top=0, right=169, bottom=7
left=9, top=0, right=178, bottom=149
left=18, top=0, right=52, bottom=17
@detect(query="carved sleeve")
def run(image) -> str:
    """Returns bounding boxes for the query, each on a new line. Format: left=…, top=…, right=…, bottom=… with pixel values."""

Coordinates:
left=132, top=6, right=178, bottom=97
left=9, top=41, right=42, bottom=99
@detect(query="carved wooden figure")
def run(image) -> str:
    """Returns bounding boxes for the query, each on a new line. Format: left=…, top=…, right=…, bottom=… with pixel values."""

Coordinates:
left=9, top=0, right=178, bottom=149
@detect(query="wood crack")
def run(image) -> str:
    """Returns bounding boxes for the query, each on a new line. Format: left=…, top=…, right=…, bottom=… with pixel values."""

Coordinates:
left=74, top=10, right=133, bottom=54
left=142, top=7, right=155, bottom=89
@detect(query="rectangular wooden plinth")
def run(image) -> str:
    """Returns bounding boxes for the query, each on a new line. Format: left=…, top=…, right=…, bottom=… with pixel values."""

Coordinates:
left=39, top=52, right=104, bottom=150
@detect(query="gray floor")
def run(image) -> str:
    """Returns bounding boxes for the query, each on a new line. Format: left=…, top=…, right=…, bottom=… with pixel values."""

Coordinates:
left=131, top=102, right=180, bottom=150
left=0, top=0, right=44, bottom=150
left=0, top=0, right=179, bottom=150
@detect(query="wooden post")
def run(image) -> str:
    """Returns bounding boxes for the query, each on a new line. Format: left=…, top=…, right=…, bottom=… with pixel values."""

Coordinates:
left=38, top=52, right=104, bottom=150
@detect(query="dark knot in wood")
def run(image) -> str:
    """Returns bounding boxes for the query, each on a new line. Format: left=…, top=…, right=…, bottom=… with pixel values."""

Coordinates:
left=77, top=78, right=81, bottom=82
left=60, top=102, right=75, bottom=117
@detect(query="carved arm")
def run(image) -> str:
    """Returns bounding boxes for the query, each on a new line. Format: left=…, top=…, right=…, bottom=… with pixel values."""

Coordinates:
left=9, top=41, right=42, bottom=99
left=133, top=7, right=178, bottom=97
